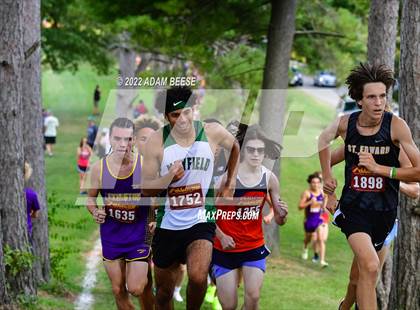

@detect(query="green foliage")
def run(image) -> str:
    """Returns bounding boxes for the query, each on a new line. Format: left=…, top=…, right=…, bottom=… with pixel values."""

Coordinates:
left=4, top=244, right=35, bottom=277
left=42, top=0, right=113, bottom=73
left=17, top=294, right=38, bottom=310
left=293, top=1, right=368, bottom=82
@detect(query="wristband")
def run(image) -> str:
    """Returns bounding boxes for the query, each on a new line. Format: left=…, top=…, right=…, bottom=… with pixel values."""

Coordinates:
left=389, top=167, right=397, bottom=179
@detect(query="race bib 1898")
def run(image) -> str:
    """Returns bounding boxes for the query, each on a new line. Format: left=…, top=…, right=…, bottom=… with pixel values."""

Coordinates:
left=351, top=166, right=385, bottom=192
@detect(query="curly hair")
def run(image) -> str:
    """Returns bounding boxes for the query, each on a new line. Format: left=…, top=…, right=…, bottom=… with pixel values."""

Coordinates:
left=133, top=115, right=162, bottom=134
left=346, top=63, right=395, bottom=101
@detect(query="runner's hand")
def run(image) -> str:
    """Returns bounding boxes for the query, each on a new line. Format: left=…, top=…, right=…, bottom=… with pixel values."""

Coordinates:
left=220, top=234, right=236, bottom=250
left=169, top=160, right=185, bottom=183
left=263, top=212, right=274, bottom=224
left=274, top=199, right=288, bottom=225
left=217, top=180, right=236, bottom=200
left=149, top=221, right=157, bottom=234
left=323, top=176, right=337, bottom=195
left=93, top=208, right=106, bottom=224
left=358, top=152, right=379, bottom=173
left=325, top=193, right=337, bottom=215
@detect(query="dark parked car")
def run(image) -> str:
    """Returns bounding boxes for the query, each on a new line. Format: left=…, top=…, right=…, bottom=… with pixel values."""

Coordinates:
left=289, top=68, right=303, bottom=86
left=337, top=96, right=360, bottom=117
left=314, top=71, right=337, bottom=87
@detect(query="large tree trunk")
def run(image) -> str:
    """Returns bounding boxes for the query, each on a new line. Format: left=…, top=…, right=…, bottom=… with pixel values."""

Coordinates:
left=367, top=0, right=399, bottom=69
left=116, top=32, right=137, bottom=118
left=366, top=1, right=400, bottom=308
left=390, top=1, right=420, bottom=308
left=0, top=216, right=7, bottom=303
left=259, top=0, right=297, bottom=255
left=22, top=0, right=50, bottom=285
left=0, top=0, right=36, bottom=304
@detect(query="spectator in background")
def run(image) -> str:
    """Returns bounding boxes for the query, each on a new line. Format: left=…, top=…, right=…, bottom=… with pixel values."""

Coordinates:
left=133, top=100, right=148, bottom=119
left=44, top=110, right=59, bottom=156
left=87, top=117, right=98, bottom=149
left=24, top=162, right=40, bottom=241
left=97, top=128, right=111, bottom=158
left=77, top=137, right=93, bottom=195
left=93, top=85, right=101, bottom=115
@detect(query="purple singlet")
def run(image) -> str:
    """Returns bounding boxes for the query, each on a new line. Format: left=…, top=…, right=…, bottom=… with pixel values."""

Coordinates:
left=99, top=154, right=151, bottom=260
left=304, top=192, right=324, bottom=233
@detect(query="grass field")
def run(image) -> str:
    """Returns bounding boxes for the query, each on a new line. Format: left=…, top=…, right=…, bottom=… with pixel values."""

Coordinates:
left=37, top=65, right=351, bottom=310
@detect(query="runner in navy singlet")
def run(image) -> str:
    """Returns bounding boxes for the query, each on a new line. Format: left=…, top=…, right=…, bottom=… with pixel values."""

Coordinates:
left=319, top=63, right=420, bottom=309
left=327, top=139, right=419, bottom=310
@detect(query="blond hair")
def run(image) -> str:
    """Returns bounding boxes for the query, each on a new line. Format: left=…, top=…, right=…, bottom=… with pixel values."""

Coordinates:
left=24, top=161, right=33, bottom=182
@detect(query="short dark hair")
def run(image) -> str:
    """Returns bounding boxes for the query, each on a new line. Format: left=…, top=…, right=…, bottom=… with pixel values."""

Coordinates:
left=307, top=173, right=322, bottom=184
left=109, top=117, right=134, bottom=136
left=238, top=124, right=281, bottom=160
left=155, top=87, right=197, bottom=114
left=346, top=63, right=395, bottom=101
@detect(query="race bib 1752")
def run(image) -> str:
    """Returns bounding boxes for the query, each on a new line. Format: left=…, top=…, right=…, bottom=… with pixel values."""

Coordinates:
left=168, top=183, right=204, bottom=210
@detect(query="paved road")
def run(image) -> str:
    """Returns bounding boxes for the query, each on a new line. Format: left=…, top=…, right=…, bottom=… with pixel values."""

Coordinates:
left=294, top=75, right=347, bottom=108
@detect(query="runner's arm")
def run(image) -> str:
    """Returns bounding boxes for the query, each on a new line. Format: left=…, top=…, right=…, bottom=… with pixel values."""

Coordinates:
left=366, top=118, right=420, bottom=182
left=318, top=116, right=347, bottom=194
left=268, top=173, right=288, bottom=225
left=86, top=161, right=106, bottom=223
left=331, top=145, right=345, bottom=167
left=298, top=191, right=312, bottom=209
left=263, top=196, right=274, bottom=224
left=396, top=146, right=420, bottom=199
left=141, top=131, right=179, bottom=196
left=215, top=224, right=236, bottom=250
left=209, top=124, right=240, bottom=196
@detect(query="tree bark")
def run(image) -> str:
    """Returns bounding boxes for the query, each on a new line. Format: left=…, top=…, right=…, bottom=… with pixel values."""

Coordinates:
left=116, top=32, right=137, bottom=118
left=367, top=0, right=399, bottom=70
left=22, top=0, right=50, bottom=285
left=366, top=1, right=400, bottom=308
left=390, top=1, right=420, bottom=308
left=0, top=0, right=36, bottom=303
left=0, top=216, right=7, bottom=303
left=259, top=0, right=297, bottom=255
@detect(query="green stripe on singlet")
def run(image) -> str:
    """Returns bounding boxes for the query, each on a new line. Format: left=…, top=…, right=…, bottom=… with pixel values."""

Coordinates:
left=163, top=121, right=207, bottom=148
left=205, top=186, right=216, bottom=223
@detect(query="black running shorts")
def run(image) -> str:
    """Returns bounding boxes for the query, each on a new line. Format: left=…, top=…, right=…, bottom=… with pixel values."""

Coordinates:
left=333, top=206, right=397, bottom=251
left=152, top=222, right=216, bottom=268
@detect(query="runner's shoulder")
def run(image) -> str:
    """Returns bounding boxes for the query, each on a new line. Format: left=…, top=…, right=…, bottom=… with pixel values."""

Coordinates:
left=146, top=128, right=164, bottom=149
left=204, top=122, right=228, bottom=141
left=88, top=159, right=102, bottom=183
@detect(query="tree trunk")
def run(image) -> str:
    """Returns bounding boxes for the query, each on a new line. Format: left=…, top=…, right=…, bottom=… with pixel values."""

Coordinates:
left=22, top=0, right=50, bottom=285
left=366, top=1, right=400, bottom=308
left=367, top=0, right=399, bottom=70
left=0, top=0, right=36, bottom=303
left=259, top=0, right=297, bottom=255
left=390, top=1, right=420, bottom=308
left=0, top=216, right=8, bottom=303
left=116, top=32, right=137, bottom=118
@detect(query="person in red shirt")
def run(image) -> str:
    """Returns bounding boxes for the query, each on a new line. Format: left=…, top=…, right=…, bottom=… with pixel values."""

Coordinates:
left=77, top=137, right=92, bottom=194
left=212, top=125, right=288, bottom=310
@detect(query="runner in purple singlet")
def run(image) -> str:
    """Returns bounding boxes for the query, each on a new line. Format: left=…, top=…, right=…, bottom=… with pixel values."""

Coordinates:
left=87, top=117, right=153, bottom=310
